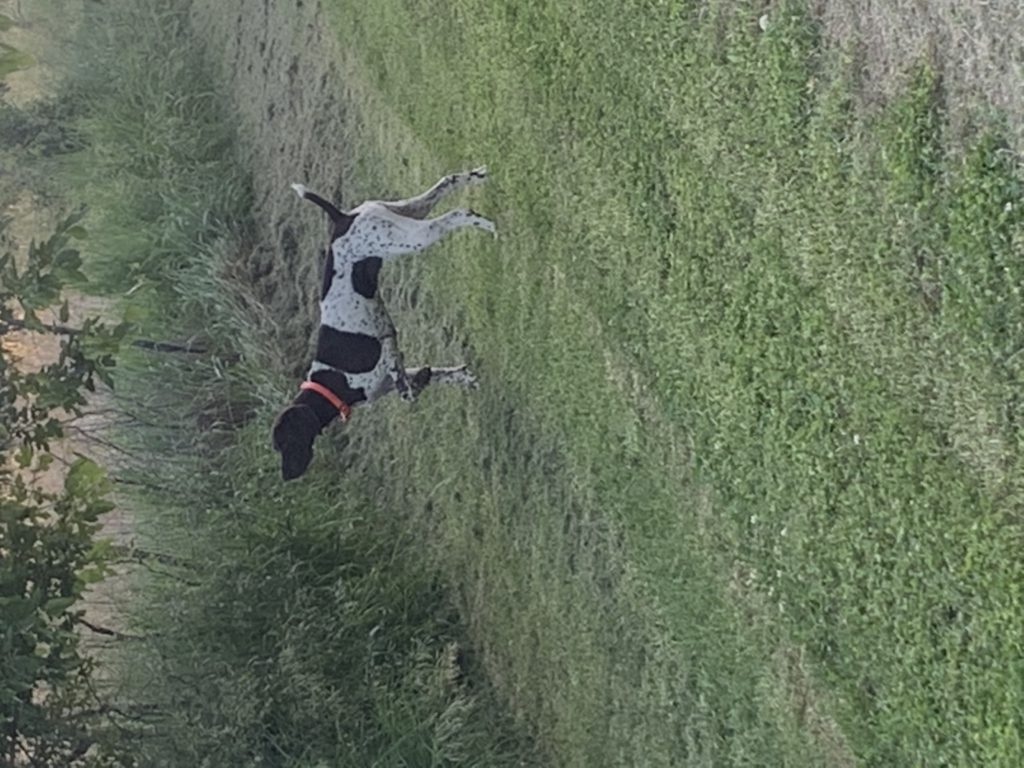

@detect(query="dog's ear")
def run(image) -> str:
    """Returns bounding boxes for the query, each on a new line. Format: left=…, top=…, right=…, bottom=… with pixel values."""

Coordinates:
left=271, top=405, right=321, bottom=481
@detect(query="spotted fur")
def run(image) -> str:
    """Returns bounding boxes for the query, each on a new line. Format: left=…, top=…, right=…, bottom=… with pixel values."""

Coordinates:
left=272, top=167, right=493, bottom=480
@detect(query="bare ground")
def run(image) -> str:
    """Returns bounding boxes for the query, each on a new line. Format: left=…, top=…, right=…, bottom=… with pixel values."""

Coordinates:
left=2, top=0, right=139, bottom=679
left=812, top=0, right=1024, bottom=150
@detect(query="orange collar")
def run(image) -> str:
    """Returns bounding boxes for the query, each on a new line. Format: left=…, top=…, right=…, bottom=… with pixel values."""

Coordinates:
left=300, top=380, right=351, bottom=422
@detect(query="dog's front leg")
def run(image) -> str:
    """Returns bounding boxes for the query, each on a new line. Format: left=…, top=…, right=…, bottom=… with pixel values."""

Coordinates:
left=380, top=334, right=415, bottom=402
left=375, top=365, right=477, bottom=401
left=393, top=365, right=414, bottom=401
left=402, top=366, right=477, bottom=394
left=428, top=365, right=478, bottom=389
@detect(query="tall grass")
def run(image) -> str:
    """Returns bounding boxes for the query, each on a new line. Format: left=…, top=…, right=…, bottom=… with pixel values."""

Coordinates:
left=45, top=0, right=541, bottom=765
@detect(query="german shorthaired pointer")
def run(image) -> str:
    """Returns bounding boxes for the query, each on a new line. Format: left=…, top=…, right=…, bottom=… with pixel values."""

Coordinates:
left=272, top=167, right=494, bottom=480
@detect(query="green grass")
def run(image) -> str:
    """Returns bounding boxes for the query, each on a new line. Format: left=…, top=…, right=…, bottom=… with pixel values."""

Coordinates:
left=41, top=1, right=541, bottom=765
left=37, top=0, right=1024, bottom=764
left=307, top=0, right=1024, bottom=764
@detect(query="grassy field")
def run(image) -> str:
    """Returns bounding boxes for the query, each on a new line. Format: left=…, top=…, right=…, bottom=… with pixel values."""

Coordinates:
left=30, top=0, right=1024, bottom=764
left=310, top=0, right=1023, bottom=763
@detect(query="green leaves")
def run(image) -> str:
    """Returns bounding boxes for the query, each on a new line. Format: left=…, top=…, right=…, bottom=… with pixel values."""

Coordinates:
left=65, top=456, right=111, bottom=498
left=1, top=207, right=124, bottom=455
left=0, top=594, right=37, bottom=627
left=52, top=246, right=86, bottom=283
left=0, top=14, right=31, bottom=80
left=14, top=444, right=32, bottom=468
left=2, top=210, right=89, bottom=315
left=0, top=41, right=33, bottom=80
left=43, top=596, right=76, bottom=616
left=1, top=208, right=121, bottom=762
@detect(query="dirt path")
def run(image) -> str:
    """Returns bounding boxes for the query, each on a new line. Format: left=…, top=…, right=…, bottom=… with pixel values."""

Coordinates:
left=813, top=0, right=1024, bottom=150
left=3, top=196, right=139, bottom=666
left=2, top=0, right=138, bottom=672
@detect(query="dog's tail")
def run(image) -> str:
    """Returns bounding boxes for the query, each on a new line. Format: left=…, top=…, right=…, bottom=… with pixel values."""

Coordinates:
left=291, top=183, right=350, bottom=228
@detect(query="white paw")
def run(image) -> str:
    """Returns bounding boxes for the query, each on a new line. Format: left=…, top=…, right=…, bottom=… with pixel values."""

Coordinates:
left=466, top=165, right=488, bottom=185
left=290, top=183, right=308, bottom=199
left=460, top=208, right=496, bottom=235
left=396, top=380, right=416, bottom=402
left=452, top=366, right=479, bottom=388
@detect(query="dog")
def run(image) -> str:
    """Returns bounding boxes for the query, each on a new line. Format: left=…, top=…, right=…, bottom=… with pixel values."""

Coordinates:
left=271, top=167, right=495, bottom=481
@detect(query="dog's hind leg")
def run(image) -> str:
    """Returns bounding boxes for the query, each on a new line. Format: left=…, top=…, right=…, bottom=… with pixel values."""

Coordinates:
left=379, top=334, right=414, bottom=401
left=379, top=166, right=487, bottom=220
left=358, top=206, right=495, bottom=260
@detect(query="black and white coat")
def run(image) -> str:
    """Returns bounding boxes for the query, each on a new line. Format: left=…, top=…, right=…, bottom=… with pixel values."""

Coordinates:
left=272, top=167, right=493, bottom=480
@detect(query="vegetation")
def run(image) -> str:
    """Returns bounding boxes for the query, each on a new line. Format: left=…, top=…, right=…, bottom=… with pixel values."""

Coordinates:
left=33, top=0, right=539, bottom=765
left=315, top=0, right=1023, bottom=764
left=0, top=11, right=33, bottom=81
left=1, top=14, right=133, bottom=765
left=0, top=212, right=128, bottom=766
left=13, top=0, right=1023, bottom=764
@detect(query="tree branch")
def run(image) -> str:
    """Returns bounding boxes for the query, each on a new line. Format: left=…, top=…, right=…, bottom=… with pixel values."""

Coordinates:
left=130, top=339, right=209, bottom=354
left=77, top=618, right=146, bottom=641
left=109, top=545, right=190, bottom=568
left=73, top=703, right=161, bottom=724
left=2, top=318, right=211, bottom=355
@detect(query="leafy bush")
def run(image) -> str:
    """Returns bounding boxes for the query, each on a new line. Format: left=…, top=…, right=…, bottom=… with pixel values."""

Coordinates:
left=1, top=212, right=130, bottom=766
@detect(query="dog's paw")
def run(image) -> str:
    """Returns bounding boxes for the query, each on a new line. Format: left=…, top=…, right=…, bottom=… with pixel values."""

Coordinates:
left=464, top=208, right=496, bottom=236
left=466, top=165, right=488, bottom=185
left=448, top=365, right=479, bottom=388
left=397, top=384, right=416, bottom=403
left=290, top=183, right=308, bottom=199
left=394, top=373, right=416, bottom=402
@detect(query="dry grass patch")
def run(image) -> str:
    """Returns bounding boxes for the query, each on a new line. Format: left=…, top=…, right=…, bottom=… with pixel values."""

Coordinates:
left=813, top=0, right=1024, bottom=149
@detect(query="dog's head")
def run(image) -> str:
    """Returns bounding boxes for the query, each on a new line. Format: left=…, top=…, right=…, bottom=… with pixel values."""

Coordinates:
left=271, top=404, right=322, bottom=481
